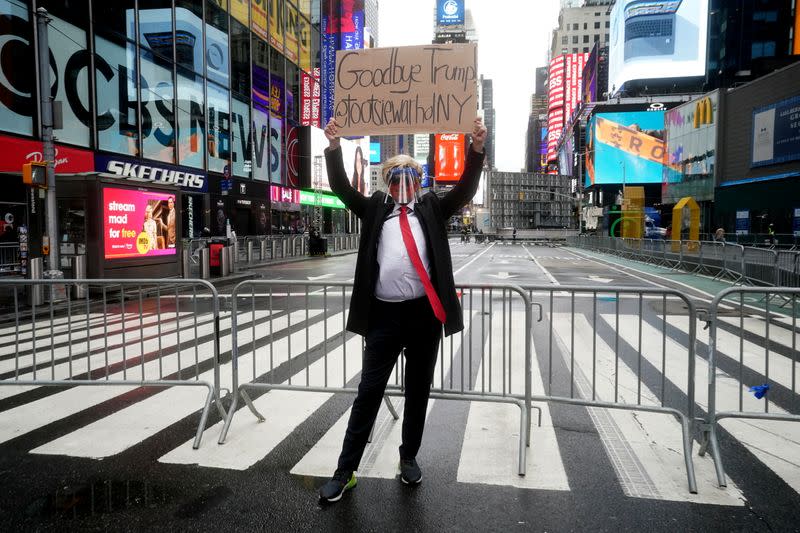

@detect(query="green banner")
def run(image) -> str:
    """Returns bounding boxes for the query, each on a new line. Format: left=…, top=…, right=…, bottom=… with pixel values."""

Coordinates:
left=299, top=190, right=346, bottom=209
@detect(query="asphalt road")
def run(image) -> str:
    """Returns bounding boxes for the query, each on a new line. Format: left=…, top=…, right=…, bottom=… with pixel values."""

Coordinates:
left=1, top=240, right=798, bottom=532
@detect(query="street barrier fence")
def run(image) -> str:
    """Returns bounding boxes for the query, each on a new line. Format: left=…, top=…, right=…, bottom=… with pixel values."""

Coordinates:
left=568, top=236, right=800, bottom=287
left=2, top=277, right=798, bottom=494
left=217, top=280, right=536, bottom=476
left=522, top=284, right=701, bottom=493
left=700, top=287, right=800, bottom=488
left=0, top=279, right=225, bottom=449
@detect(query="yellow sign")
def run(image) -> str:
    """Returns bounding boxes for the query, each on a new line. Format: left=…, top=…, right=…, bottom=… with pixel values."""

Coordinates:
left=251, top=0, right=268, bottom=40
left=284, top=1, right=300, bottom=64
left=136, top=232, right=152, bottom=255
left=298, top=14, right=311, bottom=73
left=231, top=0, right=249, bottom=25
left=596, top=116, right=666, bottom=165
left=693, top=97, right=713, bottom=128
left=269, top=0, right=284, bottom=53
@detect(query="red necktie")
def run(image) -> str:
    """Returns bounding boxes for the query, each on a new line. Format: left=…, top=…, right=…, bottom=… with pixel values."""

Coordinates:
left=399, top=206, right=447, bottom=324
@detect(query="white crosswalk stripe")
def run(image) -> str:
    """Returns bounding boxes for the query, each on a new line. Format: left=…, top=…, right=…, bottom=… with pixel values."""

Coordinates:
left=2, top=304, right=799, bottom=503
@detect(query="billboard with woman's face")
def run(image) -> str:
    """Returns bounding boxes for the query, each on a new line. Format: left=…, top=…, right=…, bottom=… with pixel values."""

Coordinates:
left=103, top=187, right=178, bottom=259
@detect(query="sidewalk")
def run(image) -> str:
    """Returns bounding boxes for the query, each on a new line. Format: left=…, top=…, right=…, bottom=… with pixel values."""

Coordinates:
left=206, top=247, right=358, bottom=288
left=566, top=246, right=797, bottom=317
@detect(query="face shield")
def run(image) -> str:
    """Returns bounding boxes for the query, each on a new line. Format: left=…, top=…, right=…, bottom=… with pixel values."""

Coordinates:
left=385, top=166, right=421, bottom=205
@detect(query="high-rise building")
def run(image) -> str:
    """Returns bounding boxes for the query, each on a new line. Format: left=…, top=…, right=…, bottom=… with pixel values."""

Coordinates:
left=479, top=76, right=496, bottom=170
left=706, top=0, right=798, bottom=89
left=550, top=2, right=611, bottom=59
left=364, top=0, right=379, bottom=48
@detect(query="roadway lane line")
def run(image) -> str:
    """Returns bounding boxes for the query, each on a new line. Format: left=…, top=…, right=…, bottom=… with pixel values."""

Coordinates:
left=290, top=314, right=471, bottom=479
left=613, top=314, right=800, bottom=496
left=521, top=244, right=560, bottom=285
left=458, top=309, right=570, bottom=490
left=552, top=312, right=744, bottom=504
left=453, top=242, right=495, bottom=277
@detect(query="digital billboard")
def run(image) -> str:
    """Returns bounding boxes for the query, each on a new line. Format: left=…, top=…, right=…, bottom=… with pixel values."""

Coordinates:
left=663, top=92, right=717, bottom=202
left=585, top=110, right=666, bottom=186
left=310, top=127, right=370, bottom=195
left=547, top=53, right=588, bottom=162
left=103, top=187, right=178, bottom=260
left=608, top=0, right=709, bottom=96
left=435, top=133, right=465, bottom=183
left=369, top=142, right=381, bottom=163
left=751, top=94, right=800, bottom=168
left=321, top=0, right=364, bottom=124
left=437, top=0, right=465, bottom=26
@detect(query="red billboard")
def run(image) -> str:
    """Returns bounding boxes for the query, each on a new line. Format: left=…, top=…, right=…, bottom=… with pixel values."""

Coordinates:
left=435, top=133, right=465, bottom=183
left=103, top=187, right=178, bottom=260
left=301, top=68, right=322, bottom=128
left=0, top=134, right=94, bottom=174
left=546, top=53, right=588, bottom=163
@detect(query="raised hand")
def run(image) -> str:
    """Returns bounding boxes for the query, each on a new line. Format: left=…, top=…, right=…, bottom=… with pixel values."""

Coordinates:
left=324, top=118, right=341, bottom=149
left=470, top=117, right=487, bottom=153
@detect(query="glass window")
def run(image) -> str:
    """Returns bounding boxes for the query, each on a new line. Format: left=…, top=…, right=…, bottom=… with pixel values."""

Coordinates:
left=594, top=11, right=600, bottom=16
left=230, top=0, right=249, bottom=26
left=252, top=0, right=268, bottom=40
left=270, top=0, right=286, bottom=54
left=231, top=95, right=251, bottom=178
left=583, top=35, right=589, bottom=43
left=583, top=23, right=587, bottom=30
left=299, top=16, right=311, bottom=73
left=207, top=81, right=231, bottom=173
left=285, top=1, right=300, bottom=65
left=205, top=0, right=230, bottom=87
left=311, top=27, right=320, bottom=71
left=175, top=1, right=204, bottom=76
left=604, top=33, right=609, bottom=41
left=231, top=20, right=251, bottom=99
left=594, top=21, right=600, bottom=29
left=286, top=61, right=298, bottom=123
left=572, top=35, right=578, bottom=44
left=94, top=35, right=139, bottom=156
left=252, top=105, right=270, bottom=181
left=139, top=49, right=176, bottom=163
left=299, top=0, right=311, bottom=20
left=208, top=0, right=229, bottom=10
left=47, top=13, right=92, bottom=147
left=572, top=47, right=578, bottom=53
left=137, top=0, right=174, bottom=60
left=0, top=0, right=35, bottom=136
left=594, top=34, right=599, bottom=41
left=605, top=20, right=610, bottom=28
left=561, top=36, right=568, bottom=45
left=583, top=47, right=589, bottom=53
left=176, top=68, right=205, bottom=169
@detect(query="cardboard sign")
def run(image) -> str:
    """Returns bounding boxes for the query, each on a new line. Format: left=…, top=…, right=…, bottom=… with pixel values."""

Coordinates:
left=333, top=43, right=478, bottom=135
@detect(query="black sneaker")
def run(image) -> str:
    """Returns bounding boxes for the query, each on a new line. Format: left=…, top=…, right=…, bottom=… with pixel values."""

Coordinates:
left=399, top=458, right=422, bottom=485
left=319, top=470, right=357, bottom=503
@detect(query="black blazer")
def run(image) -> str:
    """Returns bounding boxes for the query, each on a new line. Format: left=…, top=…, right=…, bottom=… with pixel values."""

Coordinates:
left=325, top=144, right=485, bottom=337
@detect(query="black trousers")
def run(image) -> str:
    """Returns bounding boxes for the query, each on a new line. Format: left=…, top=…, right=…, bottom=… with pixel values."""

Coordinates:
left=337, top=296, right=442, bottom=472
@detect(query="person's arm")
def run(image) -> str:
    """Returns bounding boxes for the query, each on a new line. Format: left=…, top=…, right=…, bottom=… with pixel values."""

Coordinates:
left=440, top=118, right=487, bottom=220
left=323, top=119, right=368, bottom=219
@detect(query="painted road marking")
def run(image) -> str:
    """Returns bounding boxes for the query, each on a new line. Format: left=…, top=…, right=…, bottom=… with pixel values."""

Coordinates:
left=458, top=308, right=569, bottom=490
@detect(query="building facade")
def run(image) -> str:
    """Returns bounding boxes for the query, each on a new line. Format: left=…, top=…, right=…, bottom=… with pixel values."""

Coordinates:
left=479, top=76, right=496, bottom=170
left=550, top=3, right=611, bottom=59
left=0, top=0, right=372, bottom=278
left=487, top=171, right=574, bottom=230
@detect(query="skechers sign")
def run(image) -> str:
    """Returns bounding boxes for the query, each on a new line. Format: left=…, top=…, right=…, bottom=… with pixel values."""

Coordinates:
left=95, top=155, right=208, bottom=192
left=437, top=0, right=464, bottom=25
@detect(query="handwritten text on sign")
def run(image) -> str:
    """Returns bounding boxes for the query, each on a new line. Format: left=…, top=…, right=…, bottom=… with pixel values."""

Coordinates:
left=334, top=43, right=478, bottom=135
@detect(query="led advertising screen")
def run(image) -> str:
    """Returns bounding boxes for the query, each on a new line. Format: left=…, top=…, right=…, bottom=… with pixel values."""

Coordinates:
left=103, top=187, right=178, bottom=260
left=609, top=0, right=709, bottom=95
left=585, top=110, right=666, bottom=186
left=310, top=127, right=370, bottom=195
left=751, top=94, right=800, bottom=168
left=435, top=133, right=465, bottom=183
left=547, top=53, right=588, bottom=163
left=437, top=0, right=465, bottom=26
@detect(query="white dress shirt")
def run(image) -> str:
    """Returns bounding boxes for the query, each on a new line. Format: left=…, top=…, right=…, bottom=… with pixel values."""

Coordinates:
left=374, top=199, right=431, bottom=302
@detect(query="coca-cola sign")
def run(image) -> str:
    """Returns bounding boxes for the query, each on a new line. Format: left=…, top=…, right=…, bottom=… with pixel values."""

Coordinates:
left=0, top=134, right=94, bottom=174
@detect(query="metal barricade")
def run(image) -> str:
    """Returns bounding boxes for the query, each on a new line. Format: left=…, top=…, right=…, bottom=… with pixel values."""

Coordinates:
left=743, top=247, right=778, bottom=285
left=700, top=287, right=800, bottom=488
left=522, top=284, right=701, bottom=493
left=217, top=280, right=535, bottom=476
left=0, top=243, right=20, bottom=275
left=0, top=278, right=226, bottom=449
